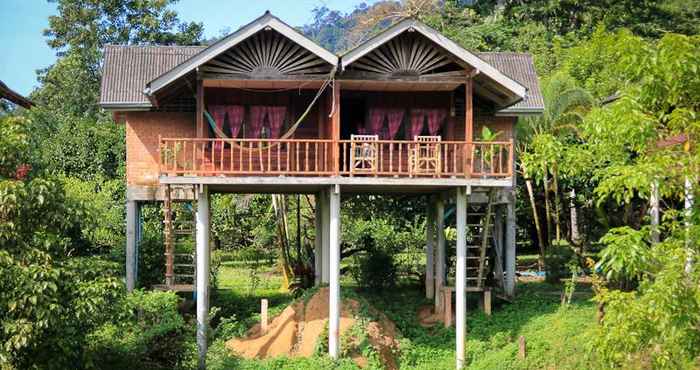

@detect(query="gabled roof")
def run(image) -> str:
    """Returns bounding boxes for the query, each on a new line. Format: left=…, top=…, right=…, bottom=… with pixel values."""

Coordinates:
left=145, top=11, right=338, bottom=95
left=100, top=45, right=204, bottom=110
left=341, top=18, right=527, bottom=102
left=0, top=80, right=33, bottom=108
left=478, top=53, right=544, bottom=114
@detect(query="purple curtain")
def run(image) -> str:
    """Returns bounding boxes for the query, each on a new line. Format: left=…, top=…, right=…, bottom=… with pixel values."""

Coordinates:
left=426, top=109, right=447, bottom=136
left=408, top=109, right=425, bottom=140
left=226, top=105, right=245, bottom=139
left=249, top=106, right=266, bottom=138
left=367, top=108, right=385, bottom=136
left=386, top=109, right=404, bottom=140
left=266, top=106, right=287, bottom=138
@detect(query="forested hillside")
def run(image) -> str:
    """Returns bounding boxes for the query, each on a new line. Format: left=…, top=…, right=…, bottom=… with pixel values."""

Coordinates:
left=1, top=1, right=699, bottom=369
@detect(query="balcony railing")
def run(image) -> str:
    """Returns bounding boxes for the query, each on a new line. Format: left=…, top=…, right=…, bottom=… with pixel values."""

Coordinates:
left=159, top=138, right=513, bottom=179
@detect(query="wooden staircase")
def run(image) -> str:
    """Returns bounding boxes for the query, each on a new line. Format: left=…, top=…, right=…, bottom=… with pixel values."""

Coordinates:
left=465, top=190, right=496, bottom=291
left=155, top=185, right=196, bottom=293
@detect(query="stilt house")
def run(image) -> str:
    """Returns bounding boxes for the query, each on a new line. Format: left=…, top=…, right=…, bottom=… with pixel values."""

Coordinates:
left=100, top=12, right=543, bottom=368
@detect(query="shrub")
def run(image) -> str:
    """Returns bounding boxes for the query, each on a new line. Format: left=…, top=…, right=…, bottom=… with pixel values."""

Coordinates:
left=351, top=248, right=397, bottom=291
left=544, top=240, right=576, bottom=283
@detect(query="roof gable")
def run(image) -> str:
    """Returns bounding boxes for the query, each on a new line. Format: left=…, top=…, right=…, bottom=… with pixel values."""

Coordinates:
left=146, top=11, right=338, bottom=95
left=341, top=19, right=527, bottom=103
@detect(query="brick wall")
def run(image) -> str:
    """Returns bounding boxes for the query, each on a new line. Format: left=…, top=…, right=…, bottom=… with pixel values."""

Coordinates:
left=125, top=112, right=195, bottom=186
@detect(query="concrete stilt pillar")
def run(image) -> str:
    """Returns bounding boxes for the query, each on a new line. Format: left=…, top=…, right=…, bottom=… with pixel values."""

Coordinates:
left=426, top=196, right=436, bottom=299
left=196, top=185, right=210, bottom=370
left=493, top=205, right=505, bottom=290
left=455, top=187, right=468, bottom=369
left=328, top=185, right=341, bottom=359
left=314, top=192, right=324, bottom=286
left=126, top=200, right=139, bottom=292
left=435, top=196, right=446, bottom=311
left=505, top=196, right=516, bottom=297
left=322, top=189, right=331, bottom=284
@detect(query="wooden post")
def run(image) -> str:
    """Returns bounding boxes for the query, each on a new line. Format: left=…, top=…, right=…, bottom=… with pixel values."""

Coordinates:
left=126, top=200, right=139, bottom=292
left=464, top=76, right=474, bottom=177
left=261, top=299, right=269, bottom=334
left=331, top=82, right=341, bottom=175
left=435, top=196, right=446, bottom=311
left=164, top=185, right=175, bottom=286
left=443, top=287, right=452, bottom=327
left=456, top=187, right=468, bottom=369
left=505, top=195, right=516, bottom=298
left=314, top=192, right=323, bottom=286
left=196, top=185, right=210, bottom=370
left=328, top=185, right=341, bottom=359
left=518, top=336, right=526, bottom=359
left=426, top=196, right=436, bottom=299
left=483, top=289, right=492, bottom=316
left=196, top=79, right=204, bottom=138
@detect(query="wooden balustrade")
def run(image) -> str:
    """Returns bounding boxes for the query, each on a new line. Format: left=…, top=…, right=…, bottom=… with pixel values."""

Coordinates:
left=159, top=138, right=513, bottom=179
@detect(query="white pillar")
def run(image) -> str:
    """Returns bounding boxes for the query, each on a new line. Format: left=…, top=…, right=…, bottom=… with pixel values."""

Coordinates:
left=650, top=181, right=660, bottom=244
left=314, top=192, right=323, bottom=286
left=322, top=189, right=331, bottom=284
left=505, top=196, right=516, bottom=297
left=126, top=200, right=138, bottom=292
left=328, top=185, right=341, bottom=358
left=455, top=187, right=468, bottom=369
left=435, top=196, right=446, bottom=310
left=196, top=185, right=210, bottom=370
left=426, top=196, right=436, bottom=299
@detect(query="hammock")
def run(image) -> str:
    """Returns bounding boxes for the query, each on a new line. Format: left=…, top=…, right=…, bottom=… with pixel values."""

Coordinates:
left=204, top=74, right=334, bottom=152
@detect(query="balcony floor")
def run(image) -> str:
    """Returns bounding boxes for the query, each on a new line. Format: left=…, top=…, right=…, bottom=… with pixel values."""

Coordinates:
left=159, top=175, right=514, bottom=195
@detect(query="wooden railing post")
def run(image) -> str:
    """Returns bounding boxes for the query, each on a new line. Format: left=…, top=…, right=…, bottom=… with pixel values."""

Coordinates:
left=331, top=81, right=341, bottom=176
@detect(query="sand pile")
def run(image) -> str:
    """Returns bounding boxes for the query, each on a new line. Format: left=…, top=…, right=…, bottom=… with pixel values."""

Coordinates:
left=417, top=305, right=444, bottom=327
left=226, top=288, right=400, bottom=368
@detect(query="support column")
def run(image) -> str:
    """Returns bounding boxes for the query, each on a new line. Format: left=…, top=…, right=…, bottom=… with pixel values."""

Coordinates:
left=455, top=187, right=468, bottom=369
left=126, top=200, right=139, bottom=292
left=505, top=195, right=516, bottom=297
left=435, top=196, right=446, bottom=310
left=314, top=192, right=324, bottom=286
left=322, top=189, right=331, bottom=284
left=426, top=196, right=436, bottom=299
left=328, top=185, right=341, bottom=359
left=493, top=205, right=505, bottom=290
left=196, top=185, right=210, bottom=370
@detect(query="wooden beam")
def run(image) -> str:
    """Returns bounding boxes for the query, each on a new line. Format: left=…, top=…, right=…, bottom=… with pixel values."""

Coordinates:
left=465, top=75, right=474, bottom=177
left=331, top=81, right=341, bottom=175
left=196, top=79, right=204, bottom=138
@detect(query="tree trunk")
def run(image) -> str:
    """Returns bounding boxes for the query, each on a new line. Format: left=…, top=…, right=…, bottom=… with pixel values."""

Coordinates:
left=526, top=177, right=545, bottom=270
left=552, top=162, right=562, bottom=243
left=272, top=194, right=293, bottom=290
left=570, top=189, right=581, bottom=246
left=543, top=168, right=553, bottom=247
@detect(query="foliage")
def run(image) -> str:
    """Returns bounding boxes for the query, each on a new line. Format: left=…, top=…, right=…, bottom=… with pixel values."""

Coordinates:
left=543, top=240, right=575, bottom=284
left=351, top=248, right=398, bottom=291
left=84, top=290, right=191, bottom=370
left=596, top=226, right=652, bottom=286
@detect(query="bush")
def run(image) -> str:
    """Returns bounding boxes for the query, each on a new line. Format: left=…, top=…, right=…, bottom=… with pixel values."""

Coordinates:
left=544, top=240, right=576, bottom=283
left=351, top=247, right=397, bottom=291
left=84, top=290, right=191, bottom=370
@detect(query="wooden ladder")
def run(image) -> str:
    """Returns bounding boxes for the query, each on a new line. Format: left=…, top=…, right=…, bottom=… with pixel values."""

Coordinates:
left=161, top=185, right=197, bottom=291
left=466, top=190, right=497, bottom=290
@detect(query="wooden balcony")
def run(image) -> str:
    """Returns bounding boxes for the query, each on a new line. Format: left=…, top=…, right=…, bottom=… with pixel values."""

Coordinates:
left=159, top=138, right=513, bottom=180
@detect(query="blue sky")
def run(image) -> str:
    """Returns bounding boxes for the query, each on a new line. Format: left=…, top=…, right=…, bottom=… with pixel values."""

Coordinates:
left=0, top=0, right=374, bottom=96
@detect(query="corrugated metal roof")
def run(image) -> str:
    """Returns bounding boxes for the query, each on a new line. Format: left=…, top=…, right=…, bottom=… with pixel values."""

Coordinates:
left=477, top=52, right=544, bottom=113
left=100, top=46, right=543, bottom=114
left=100, top=45, right=204, bottom=108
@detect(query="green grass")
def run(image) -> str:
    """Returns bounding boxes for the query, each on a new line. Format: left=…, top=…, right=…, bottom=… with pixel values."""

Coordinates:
left=208, top=261, right=597, bottom=369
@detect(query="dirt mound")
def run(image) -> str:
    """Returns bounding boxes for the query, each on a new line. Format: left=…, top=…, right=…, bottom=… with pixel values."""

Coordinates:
left=417, top=305, right=443, bottom=327
left=225, top=288, right=401, bottom=368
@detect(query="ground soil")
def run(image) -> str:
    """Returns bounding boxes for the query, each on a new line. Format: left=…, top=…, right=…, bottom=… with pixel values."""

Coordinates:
left=225, top=288, right=401, bottom=368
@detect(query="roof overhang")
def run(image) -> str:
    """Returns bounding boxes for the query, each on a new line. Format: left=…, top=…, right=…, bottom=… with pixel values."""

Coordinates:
left=145, top=11, right=338, bottom=96
left=340, top=19, right=527, bottom=104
